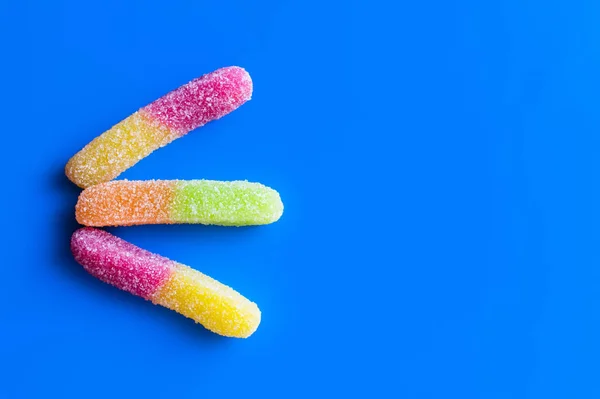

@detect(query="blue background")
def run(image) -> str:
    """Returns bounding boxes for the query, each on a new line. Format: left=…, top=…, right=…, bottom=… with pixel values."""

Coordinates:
left=2, top=0, right=600, bottom=397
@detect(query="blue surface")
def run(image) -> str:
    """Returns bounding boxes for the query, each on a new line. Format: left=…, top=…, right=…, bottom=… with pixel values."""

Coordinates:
left=2, top=0, right=600, bottom=397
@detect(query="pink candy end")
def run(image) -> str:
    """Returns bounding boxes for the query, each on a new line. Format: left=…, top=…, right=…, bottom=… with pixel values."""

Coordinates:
left=71, top=228, right=173, bottom=299
left=144, top=66, right=253, bottom=135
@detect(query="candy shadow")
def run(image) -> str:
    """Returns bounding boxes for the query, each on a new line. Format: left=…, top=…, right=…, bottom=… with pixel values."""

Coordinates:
left=53, top=169, right=85, bottom=283
left=53, top=169, right=237, bottom=343
left=143, top=301, right=235, bottom=344
left=107, top=223, right=264, bottom=248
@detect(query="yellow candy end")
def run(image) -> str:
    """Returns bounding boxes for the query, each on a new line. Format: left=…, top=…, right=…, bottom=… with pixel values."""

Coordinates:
left=65, top=111, right=178, bottom=188
left=152, top=264, right=261, bottom=338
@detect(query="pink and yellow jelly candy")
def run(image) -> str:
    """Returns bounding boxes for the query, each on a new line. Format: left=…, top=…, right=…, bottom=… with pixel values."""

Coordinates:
left=65, top=66, right=253, bottom=188
left=71, top=227, right=261, bottom=338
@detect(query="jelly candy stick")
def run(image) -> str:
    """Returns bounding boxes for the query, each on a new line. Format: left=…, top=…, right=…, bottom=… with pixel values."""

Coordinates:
left=66, top=66, right=252, bottom=188
left=71, top=228, right=261, bottom=338
left=76, top=180, right=283, bottom=227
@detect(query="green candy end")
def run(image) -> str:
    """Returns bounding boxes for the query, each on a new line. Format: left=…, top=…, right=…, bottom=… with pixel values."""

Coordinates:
left=172, top=180, right=283, bottom=226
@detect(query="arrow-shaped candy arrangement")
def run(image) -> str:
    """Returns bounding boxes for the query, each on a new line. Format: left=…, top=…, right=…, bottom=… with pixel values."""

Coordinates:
left=66, top=66, right=283, bottom=338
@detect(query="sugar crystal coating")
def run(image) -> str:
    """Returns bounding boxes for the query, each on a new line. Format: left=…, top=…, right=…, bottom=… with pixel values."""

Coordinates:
left=144, top=66, right=253, bottom=134
left=153, top=263, right=261, bottom=338
left=65, top=112, right=177, bottom=189
left=76, top=180, right=176, bottom=226
left=65, top=67, right=253, bottom=188
left=173, top=180, right=283, bottom=226
left=71, top=227, right=173, bottom=299
left=70, top=228, right=261, bottom=338
left=76, top=179, right=284, bottom=227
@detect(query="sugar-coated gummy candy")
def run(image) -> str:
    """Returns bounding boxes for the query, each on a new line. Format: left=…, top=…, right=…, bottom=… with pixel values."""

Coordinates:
left=71, top=228, right=261, bottom=338
left=75, top=179, right=283, bottom=227
left=65, top=66, right=252, bottom=188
